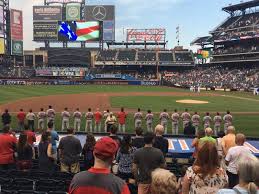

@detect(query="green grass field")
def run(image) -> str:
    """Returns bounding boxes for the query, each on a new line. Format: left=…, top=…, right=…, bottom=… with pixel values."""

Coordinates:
left=0, top=85, right=258, bottom=137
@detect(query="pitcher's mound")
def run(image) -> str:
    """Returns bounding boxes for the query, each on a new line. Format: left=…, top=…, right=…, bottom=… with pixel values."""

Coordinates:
left=176, top=99, right=209, bottom=104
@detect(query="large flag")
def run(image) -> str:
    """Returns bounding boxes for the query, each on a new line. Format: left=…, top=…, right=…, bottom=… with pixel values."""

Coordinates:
left=76, top=21, right=100, bottom=41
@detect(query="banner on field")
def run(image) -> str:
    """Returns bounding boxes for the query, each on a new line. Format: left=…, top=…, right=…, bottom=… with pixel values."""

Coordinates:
left=11, top=40, right=23, bottom=55
left=0, top=38, right=4, bottom=54
left=66, top=5, right=81, bottom=21
left=10, top=9, right=23, bottom=41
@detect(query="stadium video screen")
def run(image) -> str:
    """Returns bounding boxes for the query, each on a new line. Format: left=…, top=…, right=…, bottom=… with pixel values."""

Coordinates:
left=58, top=21, right=101, bottom=41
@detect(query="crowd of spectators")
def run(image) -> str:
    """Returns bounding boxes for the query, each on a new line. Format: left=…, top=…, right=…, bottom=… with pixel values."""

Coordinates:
left=163, top=66, right=259, bottom=89
left=213, top=45, right=259, bottom=55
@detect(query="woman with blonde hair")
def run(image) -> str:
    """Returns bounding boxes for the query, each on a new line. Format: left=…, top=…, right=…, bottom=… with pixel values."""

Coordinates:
left=217, top=155, right=259, bottom=194
left=182, top=142, right=228, bottom=194
left=151, top=168, right=177, bottom=194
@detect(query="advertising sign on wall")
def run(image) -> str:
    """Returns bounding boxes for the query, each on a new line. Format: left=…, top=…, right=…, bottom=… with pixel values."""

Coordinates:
left=10, top=9, right=23, bottom=41
left=33, top=6, right=62, bottom=21
left=11, top=40, right=23, bottom=55
left=66, top=5, right=81, bottom=21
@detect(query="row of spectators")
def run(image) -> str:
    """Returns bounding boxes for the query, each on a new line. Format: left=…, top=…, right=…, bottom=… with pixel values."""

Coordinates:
left=0, top=65, right=35, bottom=78
left=213, top=45, right=259, bottom=55
left=163, top=66, right=259, bottom=89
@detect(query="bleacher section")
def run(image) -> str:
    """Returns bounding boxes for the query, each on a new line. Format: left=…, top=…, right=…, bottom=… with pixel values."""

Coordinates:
left=117, top=50, right=137, bottom=61
left=138, top=51, right=156, bottom=61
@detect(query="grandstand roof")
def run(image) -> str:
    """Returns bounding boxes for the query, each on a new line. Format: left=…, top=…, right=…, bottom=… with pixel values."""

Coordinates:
left=190, top=36, right=212, bottom=46
left=222, top=0, right=259, bottom=13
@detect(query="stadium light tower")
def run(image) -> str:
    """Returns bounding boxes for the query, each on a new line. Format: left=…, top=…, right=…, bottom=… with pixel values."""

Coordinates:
left=1, top=0, right=10, bottom=56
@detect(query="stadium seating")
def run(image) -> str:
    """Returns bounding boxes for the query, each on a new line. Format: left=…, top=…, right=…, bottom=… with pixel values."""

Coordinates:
left=97, top=50, right=117, bottom=61
left=159, top=52, right=174, bottom=62
left=175, top=52, right=193, bottom=62
left=117, top=50, right=137, bottom=61
left=137, top=51, right=156, bottom=61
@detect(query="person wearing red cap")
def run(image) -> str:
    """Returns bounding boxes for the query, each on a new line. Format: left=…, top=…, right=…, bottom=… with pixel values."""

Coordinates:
left=69, top=137, right=130, bottom=194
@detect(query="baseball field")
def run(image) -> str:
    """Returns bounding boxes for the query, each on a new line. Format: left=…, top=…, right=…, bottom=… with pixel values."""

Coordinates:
left=0, top=85, right=259, bottom=137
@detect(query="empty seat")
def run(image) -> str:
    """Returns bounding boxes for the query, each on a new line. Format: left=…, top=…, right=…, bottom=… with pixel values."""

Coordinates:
left=48, top=192, right=68, bottom=194
left=0, top=177, right=13, bottom=190
left=0, top=190, right=17, bottom=194
left=35, top=179, right=66, bottom=192
left=17, top=191, right=47, bottom=194
left=52, top=172, right=74, bottom=181
left=29, top=171, right=50, bottom=180
left=12, top=178, right=35, bottom=191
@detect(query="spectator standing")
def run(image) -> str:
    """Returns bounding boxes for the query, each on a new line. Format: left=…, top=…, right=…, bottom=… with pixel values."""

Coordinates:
left=118, top=107, right=127, bottom=133
left=222, top=126, right=236, bottom=156
left=153, top=125, right=169, bottom=156
left=46, top=105, right=56, bottom=128
left=23, top=124, right=36, bottom=158
left=94, top=108, right=102, bottom=132
left=16, top=133, right=33, bottom=171
left=2, top=109, right=11, bottom=126
left=191, top=130, right=205, bottom=159
left=37, top=108, right=46, bottom=130
left=105, top=112, right=117, bottom=132
left=69, top=137, right=130, bottom=194
left=223, top=111, right=233, bottom=133
left=26, top=109, right=36, bottom=131
left=133, top=132, right=165, bottom=194
left=46, top=121, right=59, bottom=160
left=184, top=121, right=196, bottom=136
left=151, top=168, right=178, bottom=194
left=200, top=128, right=216, bottom=144
left=73, top=108, right=82, bottom=131
left=225, top=133, right=253, bottom=188
left=61, top=107, right=70, bottom=131
left=182, top=142, right=228, bottom=194
left=203, top=112, right=212, bottom=129
left=85, top=108, right=94, bottom=132
left=181, top=109, right=191, bottom=129
left=58, top=128, right=82, bottom=173
left=216, top=131, right=226, bottom=169
left=109, top=125, right=121, bottom=146
left=134, top=108, right=143, bottom=128
left=116, top=135, right=136, bottom=182
left=132, top=127, right=145, bottom=149
left=17, top=108, right=26, bottom=131
left=192, top=112, right=201, bottom=135
left=38, top=131, right=56, bottom=173
left=159, top=109, right=170, bottom=134
left=214, top=112, right=222, bottom=136
left=82, top=133, right=96, bottom=170
left=0, top=125, right=17, bottom=170
left=145, top=110, right=154, bottom=132
left=171, top=109, right=180, bottom=135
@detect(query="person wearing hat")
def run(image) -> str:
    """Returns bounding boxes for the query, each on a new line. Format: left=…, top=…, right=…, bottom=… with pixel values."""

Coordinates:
left=69, top=137, right=130, bottom=194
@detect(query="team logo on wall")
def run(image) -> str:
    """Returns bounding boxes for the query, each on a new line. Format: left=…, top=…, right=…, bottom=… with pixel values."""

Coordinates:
left=92, top=6, right=107, bottom=21
left=11, top=40, right=23, bottom=55
left=66, top=5, right=80, bottom=21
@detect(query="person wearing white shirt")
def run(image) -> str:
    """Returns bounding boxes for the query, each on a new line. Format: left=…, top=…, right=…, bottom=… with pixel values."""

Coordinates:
left=171, top=109, right=180, bottom=135
left=73, top=108, right=82, bottom=131
left=61, top=107, right=70, bottom=131
left=37, top=108, right=46, bottom=130
left=26, top=109, right=36, bottom=131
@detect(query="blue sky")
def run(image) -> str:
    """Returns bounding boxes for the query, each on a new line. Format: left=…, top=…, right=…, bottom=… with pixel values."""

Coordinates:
left=12, top=0, right=243, bottom=50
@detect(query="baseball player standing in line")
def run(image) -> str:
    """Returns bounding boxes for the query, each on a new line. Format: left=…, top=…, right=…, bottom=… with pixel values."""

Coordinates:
left=145, top=110, right=154, bottom=132
left=223, top=110, right=233, bottom=133
left=171, top=109, right=180, bottom=135
left=94, top=108, right=102, bottom=132
left=85, top=108, right=94, bottom=132
left=203, top=112, right=212, bottom=129
left=73, top=108, right=82, bottom=131
left=61, top=107, right=70, bottom=131
left=181, top=109, right=191, bottom=130
left=103, top=109, right=110, bottom=132
left=192, top=112, right=201, bottom=135
left=37, top=108, right=46, bottom=130
left=117, top=107, right=127, bottom=133
left=26, top=109, right=36, bottom=131
left=214, top=112, right=222, bottom=136
left=134, top=108, right=143, bottom=128
left=159, top=109, right=170, bottom=134
left=46, top=105, right=55, bottom=128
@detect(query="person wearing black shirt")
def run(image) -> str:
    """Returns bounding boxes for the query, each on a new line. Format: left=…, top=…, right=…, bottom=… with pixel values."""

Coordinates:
left=2, top=109, right=11, bottom=126
left=16, top=133, right=33, bottom=171
left=132, top=127, right=145, bottom=149
left=184, top=121, right=196, bottom=136
left=109, top=125, right=121, bottom=146
left=82, top=133, right=96, bottom=170
left=153, top=125, right=169, bottom=156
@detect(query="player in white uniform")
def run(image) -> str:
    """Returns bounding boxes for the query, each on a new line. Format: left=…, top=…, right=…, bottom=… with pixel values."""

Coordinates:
left=203, top=112, right=212, bottom=129
left=46, top=105, right=55, bottom=127
left=171, top=109, right=180, bottom=135
left=134, top=108, right=143, bottom=128
left=26, top=109, right=36, bottom=131
left=159, top=109, right=170, bottom=134
left=61, top=107, right=70, bottom=131
left=181, top=109, right=191, bottom=129
left=103, top=109, right=110, bottom=132
left=73, top=108, right=82, bottom=131
left=85, top=108, right=94, bottom=132
left=214, top=112, right=222, bottom=136
left=223, top=111, right=233, bottom=133
left=192, top=112, right=200, bottom=135
left=145, top=110, right=154, bottom=132
left=37, top=108, right=46, bottom=130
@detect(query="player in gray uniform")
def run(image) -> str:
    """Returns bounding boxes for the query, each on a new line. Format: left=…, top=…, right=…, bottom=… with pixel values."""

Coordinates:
left=181, top=109, right=191, bottom=130
left=145, top=110, right=154, bottom=132
left=134, top=108, right=143, bottom=128
left=203, top=112, right=212, bottom=129
left=192, top=112, right=201, bottom=135
left=85, top=108, right=94, bottom=132
left=61, top=107, right=70, bottom=131
left=213, top=112, right=222, bottom=136
left=171, top=109, right=180, bottom=135
left=223, top=110, right=233, bottom=133
left=159, top=109, right=170, bottom=134
left=46, top=105, right=55, bottom=127
left=73, top=108, right=82, bottom=131
left=103, top=109, right=110, bottom=132
left=37, top=108, right=46, bottom=130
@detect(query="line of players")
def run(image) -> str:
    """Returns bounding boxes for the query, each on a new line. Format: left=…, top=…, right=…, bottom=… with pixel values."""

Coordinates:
left=35, top=106, right=233, bottom=135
